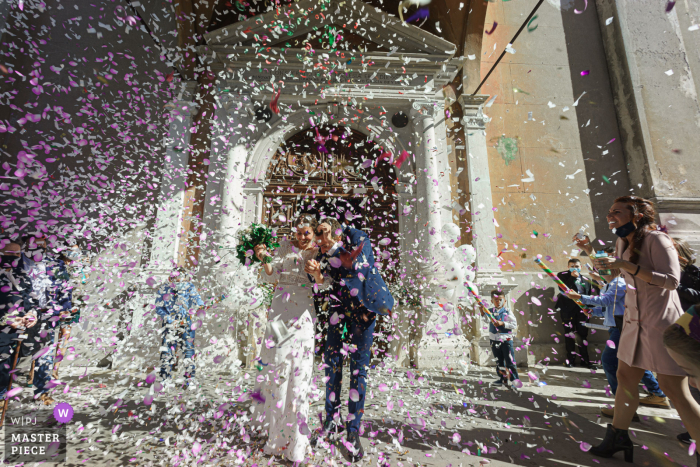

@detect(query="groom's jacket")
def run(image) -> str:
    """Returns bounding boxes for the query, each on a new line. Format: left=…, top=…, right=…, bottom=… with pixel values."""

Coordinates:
left=314, top=226, right=394, bottom=316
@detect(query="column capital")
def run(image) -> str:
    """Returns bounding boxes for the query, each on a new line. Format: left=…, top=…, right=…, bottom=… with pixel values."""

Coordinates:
left=410, top=101, right=439, bottom=120
left=458, top=94, right=491, bottom=130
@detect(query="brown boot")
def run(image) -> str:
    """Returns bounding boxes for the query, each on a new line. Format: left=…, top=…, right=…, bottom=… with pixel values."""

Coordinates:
left=37, top=393, right=55, bottom=406
left=639, top=394, right=671, bottom=408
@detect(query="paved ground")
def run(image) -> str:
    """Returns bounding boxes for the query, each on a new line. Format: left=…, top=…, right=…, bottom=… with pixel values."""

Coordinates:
left=0, top=359, right=693, bottom=467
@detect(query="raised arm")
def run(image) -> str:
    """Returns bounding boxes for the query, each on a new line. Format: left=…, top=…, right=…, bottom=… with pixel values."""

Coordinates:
left=580, top=279, right=626, bottom=307
left=257, top=239, right=287, bottom=283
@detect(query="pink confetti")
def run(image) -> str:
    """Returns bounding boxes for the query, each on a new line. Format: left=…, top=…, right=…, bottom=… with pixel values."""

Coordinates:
left=580, top=70, right=590, bottom=76
left=574, top=0, right=588, bottom=14
left=580, top=442, right=592, bottom=452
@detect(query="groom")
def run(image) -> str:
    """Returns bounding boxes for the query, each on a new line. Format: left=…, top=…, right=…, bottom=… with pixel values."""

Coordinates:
left=305, top=217, right=394, bottom=461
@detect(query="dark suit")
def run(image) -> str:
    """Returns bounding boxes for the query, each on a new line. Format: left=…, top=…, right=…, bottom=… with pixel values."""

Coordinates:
left=556, top=271, right=594, bottom=366
left=314, top=226, right=394, bottom=433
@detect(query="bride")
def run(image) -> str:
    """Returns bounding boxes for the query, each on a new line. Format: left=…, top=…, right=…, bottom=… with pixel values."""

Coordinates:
left=252, top=213, right=324, bottom=463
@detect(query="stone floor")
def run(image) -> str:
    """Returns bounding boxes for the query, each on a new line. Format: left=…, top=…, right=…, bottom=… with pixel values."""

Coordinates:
left=0, top=360, right=693, bottom=467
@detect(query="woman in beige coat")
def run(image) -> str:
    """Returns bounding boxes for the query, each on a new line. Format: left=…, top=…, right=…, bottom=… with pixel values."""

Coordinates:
left=577, top=196, right=700, bottom=463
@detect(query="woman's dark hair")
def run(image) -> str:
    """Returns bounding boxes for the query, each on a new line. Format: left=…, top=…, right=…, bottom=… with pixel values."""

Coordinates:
left=663, top=323, right=700, bottom=365
left=673, top=237, right=696, bottom=270
left=614, top=196, right=657, bottom=264
left=294, top=212, right=319, bottom=231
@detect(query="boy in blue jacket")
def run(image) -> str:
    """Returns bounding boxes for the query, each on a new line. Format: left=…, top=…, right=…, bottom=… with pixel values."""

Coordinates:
left=155, top=267, right=205, bottom=383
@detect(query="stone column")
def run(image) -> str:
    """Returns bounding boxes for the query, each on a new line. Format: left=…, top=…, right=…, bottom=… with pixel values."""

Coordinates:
left=149, top=87, right=199, bottom=272
left=411, top=102, right=443, bottom=270
left=112, top=83, right=199, bottom=371
left=458, top=94, right=516, bottom=366
left=194, top=94, right=252, bottom=374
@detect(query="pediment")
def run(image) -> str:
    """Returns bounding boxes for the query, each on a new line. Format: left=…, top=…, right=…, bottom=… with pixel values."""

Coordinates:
left=204, top=0, right=456, bottom=57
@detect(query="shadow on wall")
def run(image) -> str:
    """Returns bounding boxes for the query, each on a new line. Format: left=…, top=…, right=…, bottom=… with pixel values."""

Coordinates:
left=559, top=0, right=631, bottom=247
left=514, top=284, right=606, bottom=365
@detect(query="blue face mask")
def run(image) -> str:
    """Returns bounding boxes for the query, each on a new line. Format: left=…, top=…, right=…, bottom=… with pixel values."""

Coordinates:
left=569, top=267, right=581, bottom=274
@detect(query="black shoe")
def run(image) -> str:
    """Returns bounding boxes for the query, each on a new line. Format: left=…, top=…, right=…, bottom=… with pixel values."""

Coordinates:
left=492, top=379, right=503, bottom=386
left=678, top=431, right=692, bottom=445
left=564, top=363, right=573, bottom=368
left=346, top=431, right=364, bottom=462
left=311, top=419, right=342, bottom=448
left=587, top=363, right=598, bottom=370
left=589, top=424, right=633, bottom=463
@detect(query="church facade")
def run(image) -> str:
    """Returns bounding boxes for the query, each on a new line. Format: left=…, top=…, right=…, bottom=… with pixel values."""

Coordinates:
left=141, top=0, right=700, bottom=369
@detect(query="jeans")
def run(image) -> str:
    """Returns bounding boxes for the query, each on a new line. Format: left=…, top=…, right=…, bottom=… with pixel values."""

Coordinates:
left=324, top=304, right=376, bottom=433
left=160, top=318, right=196, bottom=379
left=490, top=339, right=519, bottom=382
left=602, top=327, right=666, bottom=397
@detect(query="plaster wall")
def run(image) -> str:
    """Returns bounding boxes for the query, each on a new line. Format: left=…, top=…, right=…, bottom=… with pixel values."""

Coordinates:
left=459, top=0, right=630, bottom=363
left=594, top=0, right=700, bottom=250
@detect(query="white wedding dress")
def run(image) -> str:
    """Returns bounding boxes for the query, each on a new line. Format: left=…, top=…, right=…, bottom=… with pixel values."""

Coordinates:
left=252, top=238, right=324, bottom=462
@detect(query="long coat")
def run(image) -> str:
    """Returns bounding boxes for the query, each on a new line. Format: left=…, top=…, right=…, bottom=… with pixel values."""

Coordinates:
left=617, top=230, right=684, bottom=376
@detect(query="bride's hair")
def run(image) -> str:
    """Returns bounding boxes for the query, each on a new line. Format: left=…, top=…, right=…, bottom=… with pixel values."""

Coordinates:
left=294, top=212, right=319, bottom=231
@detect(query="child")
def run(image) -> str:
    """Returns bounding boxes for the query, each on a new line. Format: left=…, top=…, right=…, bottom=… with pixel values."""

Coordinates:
left=479, top=290, right=519, bottom=386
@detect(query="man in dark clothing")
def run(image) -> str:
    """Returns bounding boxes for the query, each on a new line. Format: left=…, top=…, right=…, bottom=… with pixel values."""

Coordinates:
left=0, top=239, right=38, bottom=401
left=20, top=234, right=72, bottom=405
left=556, top=258, right=597, bottom=369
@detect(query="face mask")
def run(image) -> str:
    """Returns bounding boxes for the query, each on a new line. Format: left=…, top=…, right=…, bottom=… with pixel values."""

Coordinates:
left=613, top=221, right=636, bottom=238
left=569, top=267, right=581, bottom=273
left=1, top=255, right=21, bottom=268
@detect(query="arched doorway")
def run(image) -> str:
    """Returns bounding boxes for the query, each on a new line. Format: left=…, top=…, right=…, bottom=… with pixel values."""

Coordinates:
left=261, top=125, right=400, bottom=359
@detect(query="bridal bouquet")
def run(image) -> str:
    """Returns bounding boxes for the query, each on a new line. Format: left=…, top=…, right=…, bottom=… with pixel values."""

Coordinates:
left=236, top=223, right=280, bottom=265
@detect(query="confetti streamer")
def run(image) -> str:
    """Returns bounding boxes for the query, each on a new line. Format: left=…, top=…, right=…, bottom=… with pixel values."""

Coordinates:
left=270, top=89, right=281, bottom=115
left=534, top=258, right=591, bottom=312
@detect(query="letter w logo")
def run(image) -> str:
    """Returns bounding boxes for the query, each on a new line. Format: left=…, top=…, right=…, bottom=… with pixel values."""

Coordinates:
left=58, top=409, right=69, bottom=418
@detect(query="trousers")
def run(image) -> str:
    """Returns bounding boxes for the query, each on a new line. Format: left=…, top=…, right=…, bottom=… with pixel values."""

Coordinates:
left=561, top=313, right=590, bottom=365
left=324, top=303, right=375, bottom=433
left=490, top=338, right=519, bottom=381
left=159, top=318, right=196, bottom=379
left=602, top=327, right=666, bottom=397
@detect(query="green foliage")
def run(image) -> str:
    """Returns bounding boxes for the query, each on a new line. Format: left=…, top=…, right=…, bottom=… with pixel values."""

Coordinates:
left=235, top=223, right=280, bottom=266
left=257, top=282, right=275, bottom=309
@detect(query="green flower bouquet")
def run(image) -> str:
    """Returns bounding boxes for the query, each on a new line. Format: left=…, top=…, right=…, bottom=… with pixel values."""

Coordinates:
left=235, top=223, right=280, bottom=265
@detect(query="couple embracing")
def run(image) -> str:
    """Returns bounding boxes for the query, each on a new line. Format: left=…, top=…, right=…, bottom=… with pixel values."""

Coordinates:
left=251, top=214, right=394, bottom=464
